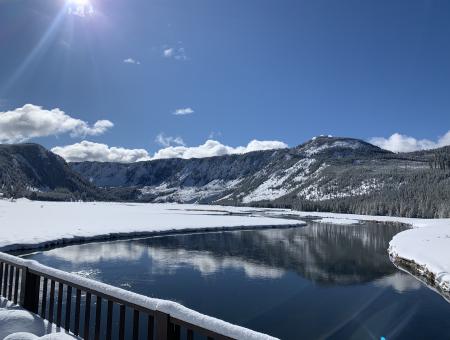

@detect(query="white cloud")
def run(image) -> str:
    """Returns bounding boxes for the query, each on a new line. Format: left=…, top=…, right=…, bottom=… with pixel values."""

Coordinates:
left=155, top=133, right=185, bottom=148
left=123, top=58, right=140, bottom=65
left=53, top=139, right=288, bottom=163
left=152, top=139, right=288, bottom=160
left=369, top=131, right=450, bottom=153
left=173, top=107, right=194, bottom=116
left=163, top=48, right=174, bottom=58
left=0, top=104, right=113, bottom=143
left=51, top=141, right=150, bottom=163
left=163, top=47, right=187, bottom=60
left=242, top=140, right=288, bottom=152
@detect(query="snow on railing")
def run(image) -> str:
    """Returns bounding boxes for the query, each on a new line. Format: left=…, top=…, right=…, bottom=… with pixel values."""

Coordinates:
left=0, top=252, right=278, bottom=340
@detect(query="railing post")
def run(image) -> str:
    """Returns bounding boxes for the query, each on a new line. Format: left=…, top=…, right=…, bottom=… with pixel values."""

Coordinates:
left=155, top=311, right=170, bottom=340
left=2, top=264, right=8, bottom=297
left=0, top=262, right=3, bottom=295
left=20, top=267, right=40, bottom=314
left=119, top=304, right=126, bottom=340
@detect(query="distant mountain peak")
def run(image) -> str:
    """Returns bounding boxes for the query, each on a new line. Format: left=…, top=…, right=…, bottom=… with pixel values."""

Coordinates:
left=295, top=136, right=387, bottom=156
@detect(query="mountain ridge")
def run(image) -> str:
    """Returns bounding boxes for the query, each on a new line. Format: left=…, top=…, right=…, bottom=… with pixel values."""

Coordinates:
left=71, top=136, right=450, bottom=218
left=1, top=137, right=449, bottom=218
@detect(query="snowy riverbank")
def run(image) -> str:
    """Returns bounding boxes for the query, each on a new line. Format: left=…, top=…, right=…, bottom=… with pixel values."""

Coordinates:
left=388, top=223, right=450, bottom=297
left=1, top=199, right=450, bottom=338
left=0, top=199, right=304, bottom=252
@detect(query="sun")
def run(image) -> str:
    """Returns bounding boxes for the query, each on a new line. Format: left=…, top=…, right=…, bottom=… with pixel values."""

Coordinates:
left=66, top=0, right=94, bottom=16
left=67, top=0, right=89, bottom=5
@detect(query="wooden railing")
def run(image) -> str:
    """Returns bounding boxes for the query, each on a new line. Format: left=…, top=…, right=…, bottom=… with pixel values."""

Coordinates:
left=0, top=254, right=236, bottom=340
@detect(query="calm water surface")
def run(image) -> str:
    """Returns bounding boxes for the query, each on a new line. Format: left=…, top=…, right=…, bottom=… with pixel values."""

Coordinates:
left=19, top=222, right=450, bottom=339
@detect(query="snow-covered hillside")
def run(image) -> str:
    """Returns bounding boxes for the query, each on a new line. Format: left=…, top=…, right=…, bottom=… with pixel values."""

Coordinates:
left=70, top=136, right=396, bottom=204
left=70, top=136, right=450, bottom=218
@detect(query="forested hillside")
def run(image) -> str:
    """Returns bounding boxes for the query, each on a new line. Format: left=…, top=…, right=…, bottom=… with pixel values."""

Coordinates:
left=0, top=143, right=107, bottom=201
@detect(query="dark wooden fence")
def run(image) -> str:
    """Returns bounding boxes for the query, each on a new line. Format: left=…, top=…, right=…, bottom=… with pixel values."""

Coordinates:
left=0, top=255, right=235, bottom=340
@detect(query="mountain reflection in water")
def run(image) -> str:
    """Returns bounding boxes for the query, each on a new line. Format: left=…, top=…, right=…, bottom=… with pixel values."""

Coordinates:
left=19, top=222, right=450, bottom=340
left=34, top=222, right=406, bottom=284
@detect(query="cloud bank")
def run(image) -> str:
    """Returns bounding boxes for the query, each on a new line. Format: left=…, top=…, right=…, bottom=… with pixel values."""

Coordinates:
left=369, top=131, right=450, bottom=153
left=154, top=139, right=289, bottom=158
left=52, top=141, right=151, bottom=163
left=0, top=104, right=113, bottom=143
left=152, top=139, right=287, bottom=160
left=53, top=139, right=288, bottom=162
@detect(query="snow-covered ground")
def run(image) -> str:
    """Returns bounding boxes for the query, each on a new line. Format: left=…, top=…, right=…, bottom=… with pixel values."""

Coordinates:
left=0, top=297, right=76, bottom=339
left=388, top=224, right=450, bottom=295
left=0, top=199, right=303, bottom=252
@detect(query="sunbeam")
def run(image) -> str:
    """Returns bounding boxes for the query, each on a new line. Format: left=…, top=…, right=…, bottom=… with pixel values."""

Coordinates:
left=0, top=6, right=67, bottom=98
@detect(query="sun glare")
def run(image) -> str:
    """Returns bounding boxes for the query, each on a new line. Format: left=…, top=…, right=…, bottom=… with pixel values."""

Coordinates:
left=67, top=0, right=94, bottom=17
left=68, top=0, right=89, bottom=4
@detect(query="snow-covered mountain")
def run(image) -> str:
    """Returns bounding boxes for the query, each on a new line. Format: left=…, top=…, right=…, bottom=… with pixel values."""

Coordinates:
left=70, top=136, right=450, bottom=218
left=69, top=137, right=381, bottom=203
left=1, top=137, right=448, bottom=217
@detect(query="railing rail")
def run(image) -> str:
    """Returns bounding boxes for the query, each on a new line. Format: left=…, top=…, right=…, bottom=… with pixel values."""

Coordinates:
left=0, top=253, right=241, bottom=340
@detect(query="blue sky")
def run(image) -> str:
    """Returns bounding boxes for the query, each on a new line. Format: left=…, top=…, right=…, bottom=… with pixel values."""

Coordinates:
left=1, top=0, right=450, bottom=161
